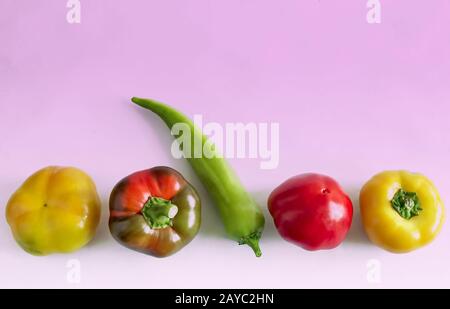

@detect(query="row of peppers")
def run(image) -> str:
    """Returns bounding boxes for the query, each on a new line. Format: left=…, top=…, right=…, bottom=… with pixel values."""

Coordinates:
left=5, top=98, right=445, bottom=257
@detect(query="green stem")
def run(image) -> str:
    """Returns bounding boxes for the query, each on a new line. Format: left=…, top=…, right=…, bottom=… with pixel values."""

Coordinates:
left=141, top=196, right=178, bottom=229
left=391, top=189, right=422, bottom=220
left=239, top=233, right=262, bottom=257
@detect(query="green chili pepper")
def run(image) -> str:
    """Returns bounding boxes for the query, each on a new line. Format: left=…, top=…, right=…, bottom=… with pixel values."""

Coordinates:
left=131, top=97, right=265, bottom=257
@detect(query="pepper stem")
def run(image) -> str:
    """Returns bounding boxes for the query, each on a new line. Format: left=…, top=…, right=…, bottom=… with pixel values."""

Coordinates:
left=141, top=196, right=178, bottom=229
left=391, top=189, right=422, bottom=220
left=239, top=232, right=262, bottom=257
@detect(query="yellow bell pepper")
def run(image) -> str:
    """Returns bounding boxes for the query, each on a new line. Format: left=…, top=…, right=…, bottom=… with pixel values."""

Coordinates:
left=360, top=170, right=445, bottom=253
left=6, top=166, right=101, bottom=255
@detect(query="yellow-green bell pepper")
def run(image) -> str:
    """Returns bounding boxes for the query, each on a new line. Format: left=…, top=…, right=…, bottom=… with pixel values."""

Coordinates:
left=6, top=166, right=101, bottom=255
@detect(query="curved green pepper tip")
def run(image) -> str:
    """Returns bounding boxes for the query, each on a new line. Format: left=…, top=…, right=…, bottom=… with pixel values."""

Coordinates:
left=131, top=97, right=146, bottom=107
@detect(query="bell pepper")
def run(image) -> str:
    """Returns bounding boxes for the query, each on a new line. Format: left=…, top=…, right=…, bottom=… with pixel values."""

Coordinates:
left=268, top=173, right=353, bottom=251
left=360, top=170, right=445, bottom=253
left=5, top=166, right=101, bottom=255
left=109, top=166, right=201, bottom=257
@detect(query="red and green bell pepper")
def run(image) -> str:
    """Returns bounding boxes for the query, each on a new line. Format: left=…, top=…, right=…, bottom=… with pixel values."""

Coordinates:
left=109, top=166, right=201, bottom=257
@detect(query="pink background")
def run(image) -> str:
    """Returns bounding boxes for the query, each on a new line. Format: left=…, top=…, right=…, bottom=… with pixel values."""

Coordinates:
left=1, top=0, right=450, bottom=288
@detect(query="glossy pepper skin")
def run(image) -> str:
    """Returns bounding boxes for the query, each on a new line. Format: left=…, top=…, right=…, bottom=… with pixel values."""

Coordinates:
left=6, top=166, right=101, bottom=255
left=131, top=97, right=265, bottom=257
left=109, top=166, right=201, bottom=257
left=360, top=170, right=445, bottom=253
left=268, top=173, right=353, bottom=251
